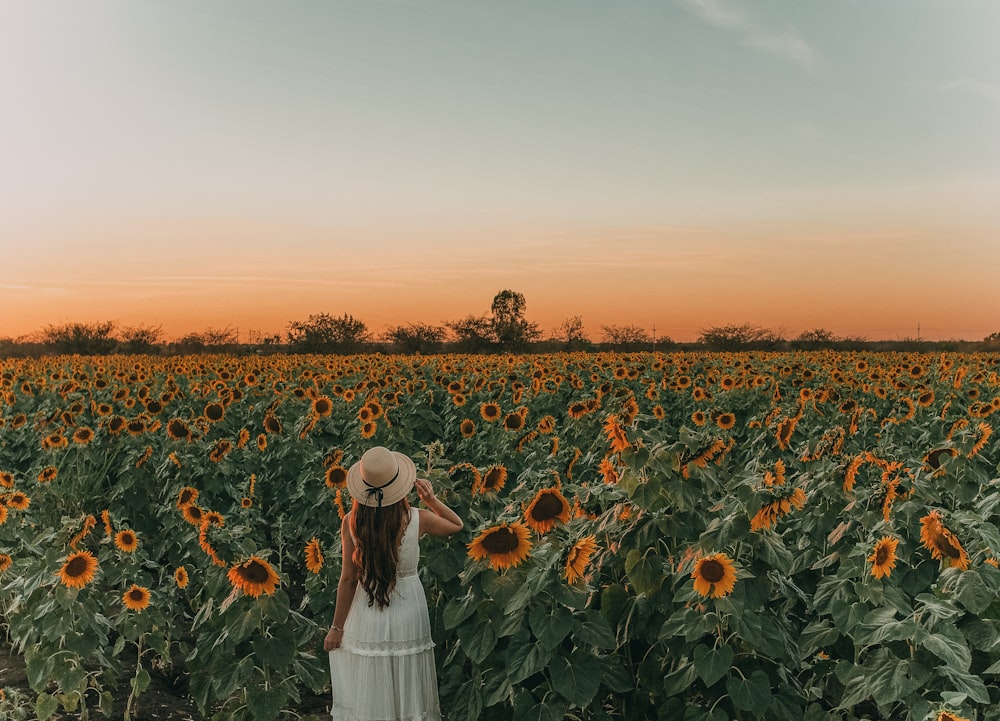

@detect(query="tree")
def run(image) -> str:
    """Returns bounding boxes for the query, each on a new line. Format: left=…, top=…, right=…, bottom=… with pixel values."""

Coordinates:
left=698, top=323, right=785, bottom=350
left=42, top=321, right=119, bottom=355
left=287, top=313, right=370, bottom=353
left=446, top=314, right=496, bottom=353
left=601, top=324, right=651, bottom=348
left=118, top=324, right=163, bottom=353
left=553, top=316, right=591, bottom=350
left=382, top=323, right=447, bottom=354
left=490, top=289, right=541, bottom=351
left=793, top=328, right=841, bottom=350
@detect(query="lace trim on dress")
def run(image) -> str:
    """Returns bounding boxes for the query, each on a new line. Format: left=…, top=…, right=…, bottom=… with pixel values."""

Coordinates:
left=330, top=710, right=441, bottom=721
left=340, top=638, right=436, bottom=657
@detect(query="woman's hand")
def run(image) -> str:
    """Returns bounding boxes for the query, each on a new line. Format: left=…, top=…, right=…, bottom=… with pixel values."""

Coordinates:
left=324, top=626, right=344, bottom=652
left=414, top=478, right=437, bottom=505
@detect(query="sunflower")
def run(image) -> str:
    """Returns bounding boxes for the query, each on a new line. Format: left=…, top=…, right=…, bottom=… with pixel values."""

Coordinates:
left=209, top=439, right=233, bottom=463
left=869, top=536, right=899, bottom=579
left=175, top=566, right=189, bottom=588
left=305, top=538, right=324, bottom=574
left=467, top=522, right=533, bottom=571
left=227, top=555, right=281, bottom=597
left=241, top=497, right=253, bottom=509
left=775, top=416, right=798, bottom=450
left=480, top=403, right=501, bottom=422
left=256, top=433, right=267, bottom=451
left=0, top=471, right=13, bottom=488
left=452, top=393, right=467, bottom=407
left=360, top=421, right=377, bottom=439
left=459, top=419, right=476, bottom=438
left=182, top=504, right=205, bottom=526
left=259, top=415, right=281, bottom=436
left=567, top=402, right=590, bottom=419
left=691, top=553, right=737, bottom=598
left=478, top=465, right=507, bottom=494
left=524, top=488, right=571, bottom=534
left=357, top=405, right=373, bottom=423
left=598, top=455, right=619, bottom=484
left=312, top=396, right=333, bottom=417
left=503, top=412, right=525, bottom=431
left=715, top=412, right=736, bottom=431
left=967, top=422, right=992, bottom=458
left=6, top=491, right=29, bottom=511
left=204, top=402, right=225, bottom=422
left=72, top=427, right=95, bottom=444
left=37, top=466, right=58, bottom=483
left=936, top=712, right=970, bottom=721
left=0, top=504, right=7, bottom=525
left=236, top=428, right=250, bottom=448
left=325, top=465, right=348, bottom=488
left=176, top=486, right=199, bottom=509
left=57, top=550, right=98, bottom=589
left=537, top=415, right=557, bottom=434
left=166, top=418, right=191, bottom=441
left=114, top=529, right=139, bottom=553
left=106, top=416, right=127, bottom=435
left=652, top=405, right=666, bottom=420
left=691, top=410, right=706, bottom=427
left=122, top=584, right=151, bottom=611
left=0, top=553, right=12, bottom=573
left=564, top=535, right=598, bottom=584
left=919, top=511, right=970, bottom=570
left=603, top=415, right=630, bottom=453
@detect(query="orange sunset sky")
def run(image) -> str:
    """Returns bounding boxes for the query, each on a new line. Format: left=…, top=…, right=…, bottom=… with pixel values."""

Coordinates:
left=3, top=2, right=999, bottom=343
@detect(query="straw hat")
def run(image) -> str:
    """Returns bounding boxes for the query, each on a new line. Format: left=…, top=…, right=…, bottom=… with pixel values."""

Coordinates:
left=346, top=446, right=417, bottom=508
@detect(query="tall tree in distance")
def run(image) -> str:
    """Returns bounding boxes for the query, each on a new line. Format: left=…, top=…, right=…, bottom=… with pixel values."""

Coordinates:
left=490, top=289, right=540, bottom=352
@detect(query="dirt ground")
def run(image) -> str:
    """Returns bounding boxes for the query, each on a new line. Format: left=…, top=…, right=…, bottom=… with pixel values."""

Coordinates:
left=0, top=641, right=330, bottom=720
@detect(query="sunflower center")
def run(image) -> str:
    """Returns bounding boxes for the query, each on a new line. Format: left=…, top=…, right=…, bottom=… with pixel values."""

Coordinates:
left=483, top=469, right=504, bottom=489
left=699, top=559, right=725, bottom=583
left=239, top=560, right=271, bottom=583
left=65, top=555, right=89, bottom=577
left=480, top=527, right=519, bottom=555
left=530, top=493, right=565, bottom=521
left=937, top=536, right=963, bottom=559
left=875, top=545, right=889, bottom=565
left=128, top=589, right=145, bottom=601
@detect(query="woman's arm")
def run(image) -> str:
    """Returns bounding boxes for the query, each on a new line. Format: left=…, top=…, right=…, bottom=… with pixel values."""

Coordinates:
left=323, top=513, right=360, bottom=651
left=415, top=478, right=464, bottom=537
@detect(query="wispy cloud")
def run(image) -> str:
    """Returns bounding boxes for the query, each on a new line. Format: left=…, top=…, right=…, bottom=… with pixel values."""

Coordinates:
left=944, top=77, right=1000, bottom=105
left=680, top=0, right=816, bottom=69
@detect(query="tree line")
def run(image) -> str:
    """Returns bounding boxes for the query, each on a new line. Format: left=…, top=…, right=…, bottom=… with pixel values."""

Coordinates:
left=3, top=289, right=999, bottom=357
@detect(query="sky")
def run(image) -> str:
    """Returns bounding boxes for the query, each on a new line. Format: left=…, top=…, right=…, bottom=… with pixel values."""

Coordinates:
left=2, top=0, right=999, bottom=343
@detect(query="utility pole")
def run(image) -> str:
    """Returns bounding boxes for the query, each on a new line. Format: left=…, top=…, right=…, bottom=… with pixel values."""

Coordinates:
left=917, top=322, right=921, bottom=342
left=652, top=324, right=656, bottom=351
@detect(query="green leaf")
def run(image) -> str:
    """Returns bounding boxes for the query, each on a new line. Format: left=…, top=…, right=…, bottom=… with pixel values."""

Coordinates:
left=444, top=593, right=480, bottom=630
left=625, top=549, right=664, bottom=596
left=130, top=668, right=151, bottom=696
left=549, top=650, right=603, bottom=708
left=574, top=612, right=617, bottom=650
left=940, top=666, right=991, bottom=704
left=451, top=679, right=484, bottom=721
left=457, top=618, right=497, bottom=664
left=35, top=692, right=59, bottom=720
left=918, top=627, right=971, bottom=672
left=693, top=644, right=734, bottom=687
left=954, top=569, right=993, bottom=614
left=246, top=684, right=287, bottom=721
left=506, top=638, right=550, bottom=684
left=528, top=604, right=573, bottom=650
left=662, top=661, right=698, bottom=697
left=258, top=589, right=290, bottom=623
left=726, top=670, right=772, bottom=715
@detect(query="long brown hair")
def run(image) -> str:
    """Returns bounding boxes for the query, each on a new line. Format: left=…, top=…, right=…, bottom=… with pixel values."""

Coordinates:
left=350, top=498, right=411, bottom=609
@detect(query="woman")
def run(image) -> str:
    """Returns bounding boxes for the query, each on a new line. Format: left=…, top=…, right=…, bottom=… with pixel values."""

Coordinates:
left=324, top=446, right=463, bottom=721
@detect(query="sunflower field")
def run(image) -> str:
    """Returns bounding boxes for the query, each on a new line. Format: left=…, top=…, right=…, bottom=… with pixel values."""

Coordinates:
left=1, top=351, right=1000, bottom=721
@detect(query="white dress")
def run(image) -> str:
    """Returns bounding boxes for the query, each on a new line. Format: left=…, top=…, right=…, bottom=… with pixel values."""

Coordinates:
left=329, top=508, right=442, bottom=721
